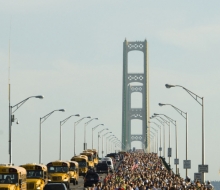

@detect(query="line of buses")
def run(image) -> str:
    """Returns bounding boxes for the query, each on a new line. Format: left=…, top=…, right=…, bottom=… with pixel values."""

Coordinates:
left=0, top=149, right=99, bottom=190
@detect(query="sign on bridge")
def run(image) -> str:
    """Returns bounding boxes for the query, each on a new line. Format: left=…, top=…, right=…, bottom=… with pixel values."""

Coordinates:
left=198, top=165, right=208, bottom=173
left=183, top=160, right=191, bottom=169
left=168, top=148, right=172, bottom=157
left=194, top=173, right=202, bottom=182
left=174, top=159, right=179, bottom=165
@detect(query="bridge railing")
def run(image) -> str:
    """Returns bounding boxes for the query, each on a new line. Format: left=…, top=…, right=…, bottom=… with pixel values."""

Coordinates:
left=159, top=156, right=172, bottom=171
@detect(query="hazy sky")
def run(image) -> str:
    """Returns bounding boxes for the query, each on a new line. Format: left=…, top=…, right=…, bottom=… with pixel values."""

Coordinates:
left=0, top=0, right=220, bottom=181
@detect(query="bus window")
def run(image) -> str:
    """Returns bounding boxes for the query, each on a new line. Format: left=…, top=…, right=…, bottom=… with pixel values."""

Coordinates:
left=88, top=156, right=92, bottom=161
left=0, top=174, right=18, bottom=184
left=69, top=166, right=76, bottom=171
left=48, top=166, right=68, bottom=173
left=78, top=162, right=87, bottom=168
left=27, top=170, right=43, bottom=178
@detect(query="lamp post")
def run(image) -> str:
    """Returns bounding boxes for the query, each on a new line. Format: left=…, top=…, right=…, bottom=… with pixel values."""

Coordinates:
left=149, top=121, right=161, bottom=155
left=150, top=134, right=155, bottom=153
left=106, top=135, right=114, bottom=154
left=159, top=103, right=187, bottom=176
left=151, top=132, right=156, bottom=153
left=151, top=129, right=158, bottom=154
left=115, top=141, right=120, bottom=153
left=118, top=140, right=126, bottom=151
left=74, top=116, right=91, bottom=156
left=111, top=138, right=117, bottom=153
left=60, top=114, right=80, bottom=160
left=92, top=124, right=104, bottom=149
left=84, top=118, right=98, bottom=150
left=154, top=114, right=171, bottom=164
left=102, top=132, right=112, bottom=158
left=98, top=128, right=108, bottom=156
left=39, top=108, right=65, bottom=164
left=9, top=95, right=44, bottom=164
left=150, top=116, right=165, bottom=158
left=166, top=84, right=205, bottom=180
left=156, top=111, right=179, bottom=175
left=165, top=84, right=205, bottom=179
left=112, top=139, right=118, bottom=153
left=109, top=137, right=116, bottom=153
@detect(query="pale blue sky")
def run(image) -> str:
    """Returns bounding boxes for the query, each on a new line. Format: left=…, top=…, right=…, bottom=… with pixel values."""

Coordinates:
left=0, top=0, right=220, bottom=181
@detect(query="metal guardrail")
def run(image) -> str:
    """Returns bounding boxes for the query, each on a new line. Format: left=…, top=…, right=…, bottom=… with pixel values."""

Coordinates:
left=159, top=156, right=172, bottom=171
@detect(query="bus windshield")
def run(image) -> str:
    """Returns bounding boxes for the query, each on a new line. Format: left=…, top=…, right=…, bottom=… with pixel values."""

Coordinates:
left=0, top=174, right=18, bottom=184
left=87, top=156, right=93, bottom=161
left=69, top=166, right=76, bottom=171
left=48, top=166, right=68, bottom=173
left=78, top=162, right=87, bottom=168
left=27, top=170, right=43, bottom=178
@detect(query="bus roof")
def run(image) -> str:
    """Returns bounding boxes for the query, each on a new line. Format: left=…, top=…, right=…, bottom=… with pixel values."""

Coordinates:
left=68, top=161, right=79, bottom=167
left=0, top=165, right=26, bottom=174
left=86, top=149, right=98, bottom=157
left=71, top=156, right=88, bottom=162
left=20, top=163, right=47, bottom=171
left=46, top=160, right=70, bottom=167
left=79, top=155, right=88, bottom=159
left=81, top=152, right=93, bottom=156
left=86, top=149, right=97, bottom=153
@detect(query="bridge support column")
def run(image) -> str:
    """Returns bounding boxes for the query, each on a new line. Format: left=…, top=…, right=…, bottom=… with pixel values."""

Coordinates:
left=122, top=39, right=150, bottom=152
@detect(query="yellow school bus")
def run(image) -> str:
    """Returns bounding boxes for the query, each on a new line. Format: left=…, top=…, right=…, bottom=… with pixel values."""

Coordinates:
left=86, top=149, right=99, bottom=166
left=68, top=161, right=79, bottom=185
left=20, top=163, right=47, bottom=190
left=80, top=152, right=94, bottom=169
left=46, top=161, right=70, bottom=189
left=71, top=156, right=88, bottom=176
left=0, top=164, right=27, bottom=190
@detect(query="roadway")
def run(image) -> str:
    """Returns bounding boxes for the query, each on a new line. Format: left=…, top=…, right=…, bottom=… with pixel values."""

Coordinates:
left=71, top=161, right=120, bottom=189
left=70, top=174, right=106, bottom=190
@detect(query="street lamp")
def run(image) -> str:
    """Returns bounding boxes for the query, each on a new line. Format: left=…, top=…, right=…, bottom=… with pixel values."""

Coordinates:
left=150, top=134, right=155, bottom=153
left=117, top=139, right=126, bottom=150
left=165, top=84, right=205, bottom=178
left=150, top=116, right=166, bottom=158
left=149, top=121, right=161, bottom=156
left=159, top=103, right=187, bottom=176
left=60, top=114, right=80, bottom=160
left=151, top=129, right=158, bottom=154
left=165, top=83, right=206, bottom=181
left=92, top=124, right=104, bottom=149
left=106, top=134, right=114, bottom=154
left=84, top=118, right=98, bottom=150
left=109, top=137, right=116, bottom=153
left=150, top=134, right=155, bottom=152
left=154, top=113, right=171, bottom=164
left=102, top=132, right=112, bottom=158
left=112, top=139, right=119, bottom=153
left=9, top=95, right=44, bottom=164
left=109, top=137, right=117, bottom=152
left=98, top=128, right=108, bottom=156
left=39, top=108, right=65, bottom=163
left=156, top=111, right=179, bottom=175
left=74, top=116, right=91, bottom=156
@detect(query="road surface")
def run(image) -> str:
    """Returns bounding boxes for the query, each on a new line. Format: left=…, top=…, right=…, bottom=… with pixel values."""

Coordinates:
left=70, top=174, right=106, bottom=190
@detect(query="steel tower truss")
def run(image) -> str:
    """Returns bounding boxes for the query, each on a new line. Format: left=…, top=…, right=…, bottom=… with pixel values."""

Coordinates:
left=122, top=39, right=150, bottom=152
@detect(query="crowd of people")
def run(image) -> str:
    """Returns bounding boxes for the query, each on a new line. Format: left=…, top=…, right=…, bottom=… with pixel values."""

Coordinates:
left=86, top=152, right=214, bottom=190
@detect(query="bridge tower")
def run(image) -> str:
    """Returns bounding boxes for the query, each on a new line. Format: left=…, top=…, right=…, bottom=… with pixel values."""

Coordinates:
left=122, top=39, right=150, bottom=152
